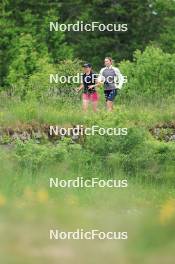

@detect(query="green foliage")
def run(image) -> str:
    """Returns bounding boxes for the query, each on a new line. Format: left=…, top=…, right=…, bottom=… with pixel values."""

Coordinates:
left=49, top=59, right=82, bottom=101
left=0, top=1, right=72, bottom=88
left=153, top=0, right=175, bottom=53
left=6, top=56, right=82, bottom=101
left=0, top=135, right=12, bottom=144
left=27, top=57, right=56, bottom=100
left=84, top=125, right=175, bottom=180
left=6, top=34, right=39, bottom=98
left=58, top=0, right=175, bottom=68
left=1, top=0, right=175, bottom=87
left=120, top=46, right=175, bottom=100
left=85, top=128, right=145, bottom=156
left=14, top=140, right=67, bottom=172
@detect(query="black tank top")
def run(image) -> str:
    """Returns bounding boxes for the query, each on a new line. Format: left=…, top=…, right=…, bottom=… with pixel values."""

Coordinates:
left=83, top=72, right=97, bottom=94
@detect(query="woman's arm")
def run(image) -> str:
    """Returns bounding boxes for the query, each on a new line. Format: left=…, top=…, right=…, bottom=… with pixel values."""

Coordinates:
left=76, top=84, right=84, bottom=92
left=88, top=73, right=103, bottom=89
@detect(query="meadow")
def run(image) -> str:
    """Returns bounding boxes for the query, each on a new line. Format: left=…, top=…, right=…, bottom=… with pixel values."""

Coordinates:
left=0, top=89, right=175, bottom=263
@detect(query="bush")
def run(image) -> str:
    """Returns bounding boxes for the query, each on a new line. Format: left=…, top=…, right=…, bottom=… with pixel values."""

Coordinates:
left=119, top=46, right=175, bottom=101
left=47, top=59, right=82, bottom=102
left=7, top=55, right=82, bottom=102
left=85, top=128, right=146, bottom=156
left=14, top=140, right=67, bottom=172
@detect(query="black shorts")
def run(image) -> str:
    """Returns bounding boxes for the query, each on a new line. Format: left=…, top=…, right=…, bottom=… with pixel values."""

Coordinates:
left=104, top=89, right=117, bottom=101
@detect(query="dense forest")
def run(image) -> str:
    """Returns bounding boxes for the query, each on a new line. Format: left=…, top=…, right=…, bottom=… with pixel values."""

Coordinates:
left=0, top=0, right=175, bottom=88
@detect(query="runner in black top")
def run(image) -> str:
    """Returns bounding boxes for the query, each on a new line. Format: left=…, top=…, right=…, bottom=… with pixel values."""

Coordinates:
left=77, top=63, right=99, bottom=112
left=82, top=71, right=97, bottom=94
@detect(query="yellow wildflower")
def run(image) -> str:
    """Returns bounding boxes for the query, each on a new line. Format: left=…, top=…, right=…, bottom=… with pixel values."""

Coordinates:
left=0, top=194, right=6, bottom=207
left=36, top=189, right=48, bottom=203
left=159, top=198, right=175, bottom=225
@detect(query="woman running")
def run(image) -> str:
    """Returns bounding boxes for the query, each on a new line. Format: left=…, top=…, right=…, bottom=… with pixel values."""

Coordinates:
left=76, top=63, right=99, bottom=112
left=98, top=57, right=124, bottom=111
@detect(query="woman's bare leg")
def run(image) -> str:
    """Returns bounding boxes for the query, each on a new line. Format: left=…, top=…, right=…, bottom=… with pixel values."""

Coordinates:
left=106, top=100, right=113, bottom=111
left=92, top=101, right=98, bottom=112
left=83, top=100, right=89, bottom=112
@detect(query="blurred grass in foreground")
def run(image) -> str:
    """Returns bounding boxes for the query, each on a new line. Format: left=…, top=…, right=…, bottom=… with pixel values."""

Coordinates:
left=0, top=96, right=175, bottom=263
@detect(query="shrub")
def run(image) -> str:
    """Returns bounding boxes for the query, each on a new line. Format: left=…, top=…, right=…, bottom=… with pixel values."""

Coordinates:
left=119, top=46, right=175, bottom=101
left=47, top=59, right=82, bottom=102
left=14, top=140, right=67, bottom=172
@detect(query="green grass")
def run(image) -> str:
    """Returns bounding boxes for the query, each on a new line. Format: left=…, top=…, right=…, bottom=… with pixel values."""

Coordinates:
left=0, top=94, right=174, bottom=127
left=0, top=95, right=175, bottom=263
